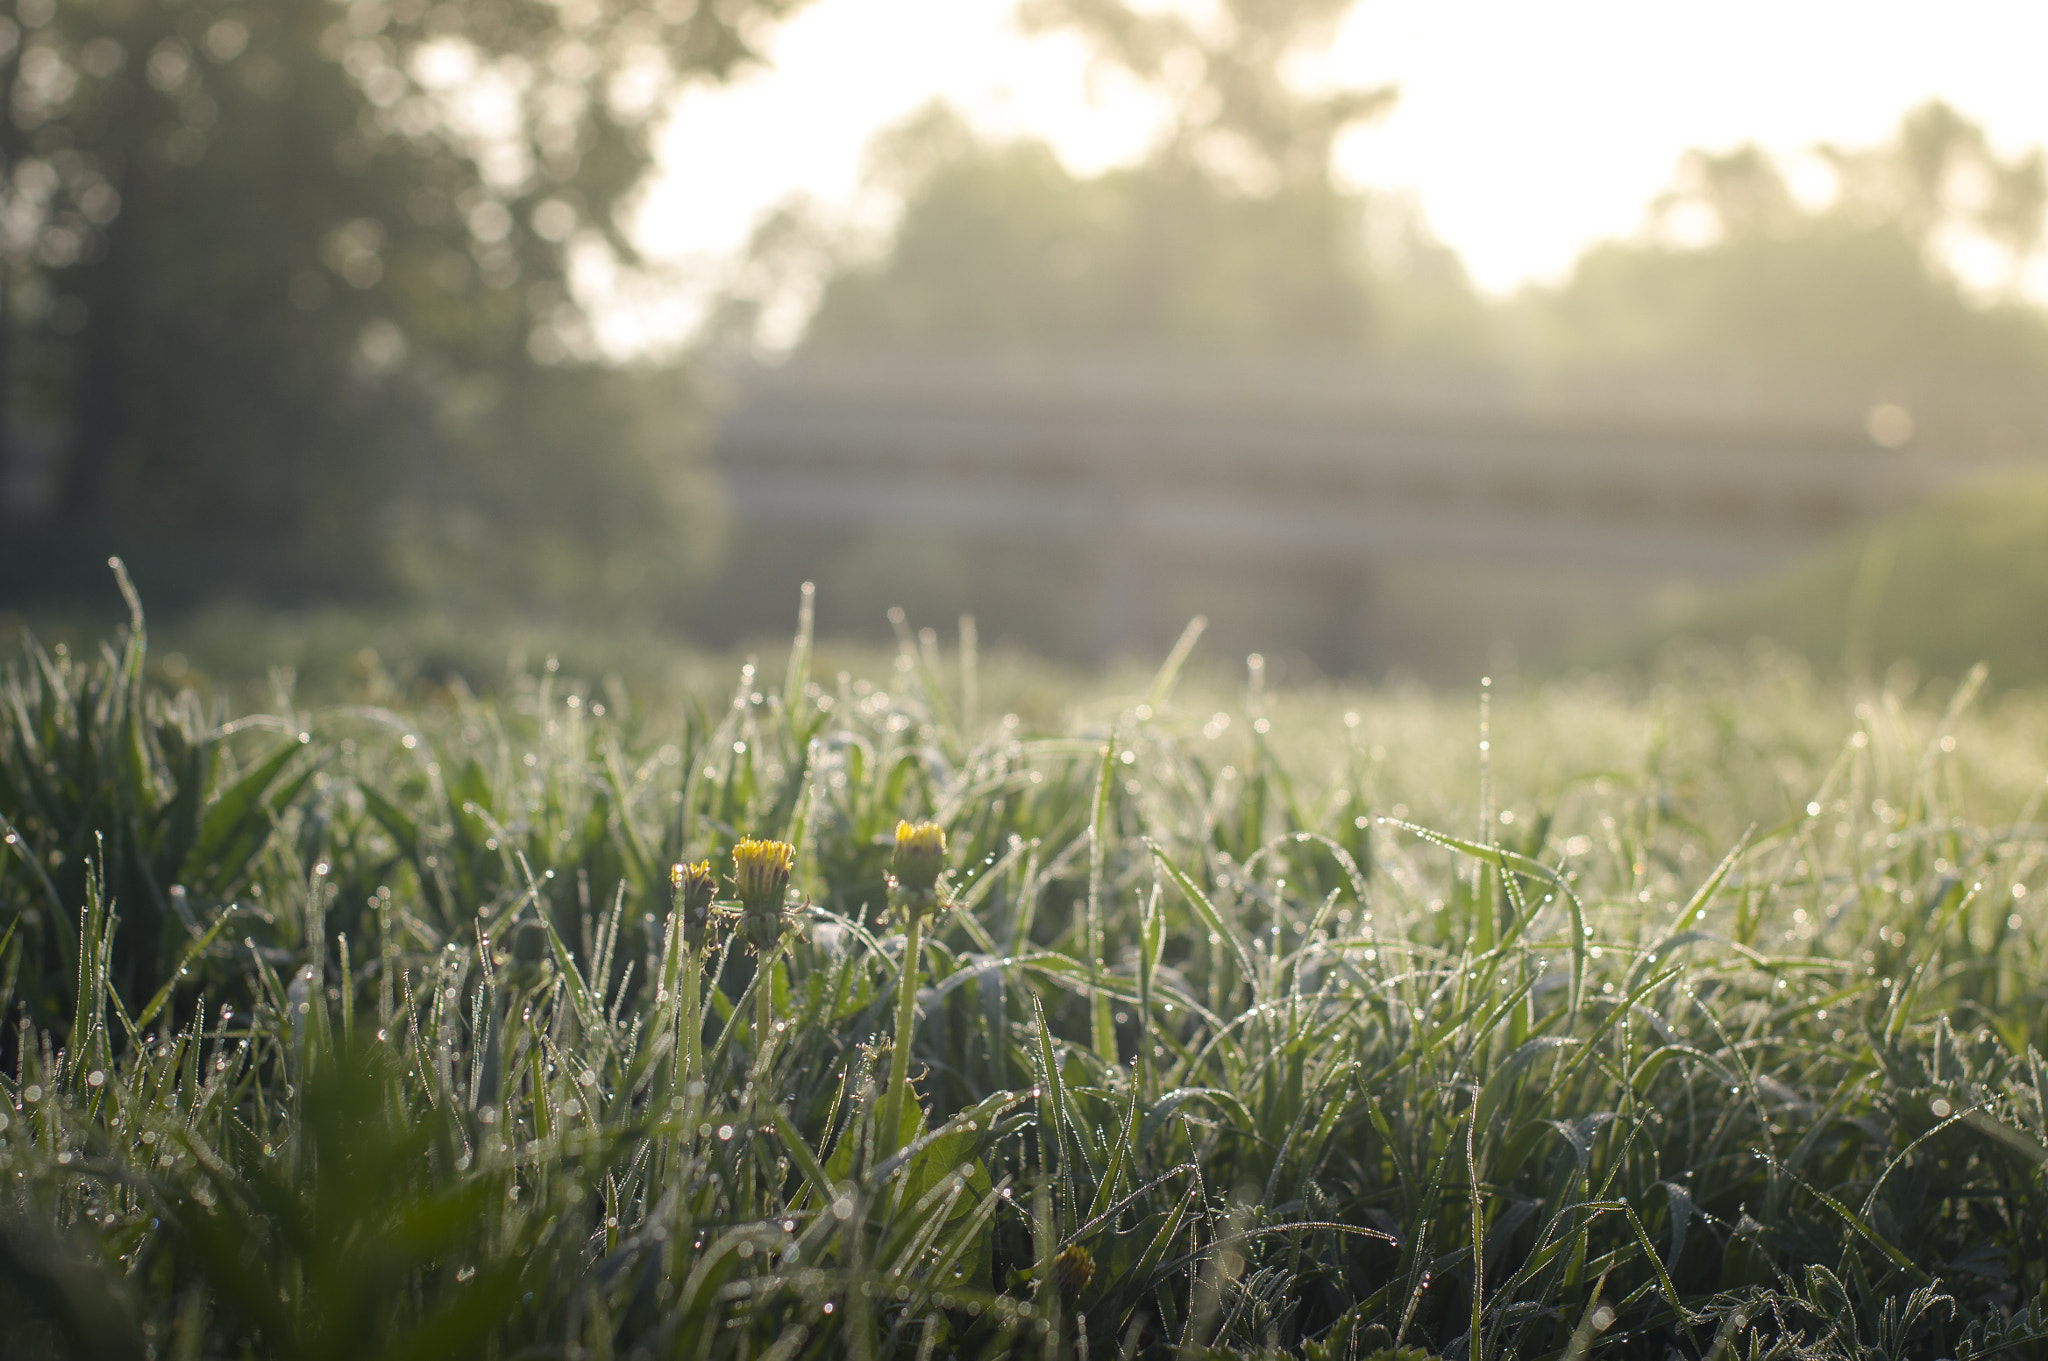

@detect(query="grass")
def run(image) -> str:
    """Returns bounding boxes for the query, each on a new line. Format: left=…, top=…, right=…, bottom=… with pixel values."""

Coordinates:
left=6, top=570, right=2048, bottom=1359
left=1634, top=470, right=2048, bottom=691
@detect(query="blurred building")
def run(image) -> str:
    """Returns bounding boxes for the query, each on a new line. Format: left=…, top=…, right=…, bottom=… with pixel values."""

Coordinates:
left=703, top=354, right=1996, bottom=676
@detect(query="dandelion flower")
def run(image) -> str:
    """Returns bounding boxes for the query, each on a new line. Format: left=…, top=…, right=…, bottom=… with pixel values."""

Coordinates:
left=888, top=821, right=950, bottom=923
left=731, top=837, right=796, bottom=951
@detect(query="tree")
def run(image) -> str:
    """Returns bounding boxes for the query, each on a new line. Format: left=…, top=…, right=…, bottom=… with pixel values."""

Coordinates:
left=1650, top=145, right=1800, bottom=242
left=789, top=1, right=1483, bottom=358
left=801, top=119, right=1406, bottom=352
left=0, top=0, right=801, bottom=606
left=1018, top=0, right=1391, bottom=193
left=1517, top=103, right=2048, bottom=447
left=1813, top=100, right=2040, bottom=274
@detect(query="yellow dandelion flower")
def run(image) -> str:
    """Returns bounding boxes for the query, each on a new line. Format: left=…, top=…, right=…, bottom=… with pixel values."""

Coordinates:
left=731, top=838, right=794, bottom=909
left=731, top=837, right=796, bottom=950
left=890, top=820, right=948, bottom=895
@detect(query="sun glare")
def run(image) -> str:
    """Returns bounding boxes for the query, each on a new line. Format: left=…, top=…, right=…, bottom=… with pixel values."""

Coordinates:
left=622, top=0, right=2048, bottom=334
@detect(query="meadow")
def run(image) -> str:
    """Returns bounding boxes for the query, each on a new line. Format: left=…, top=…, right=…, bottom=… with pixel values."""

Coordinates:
left=6, top=569, right=2048, bottom=1360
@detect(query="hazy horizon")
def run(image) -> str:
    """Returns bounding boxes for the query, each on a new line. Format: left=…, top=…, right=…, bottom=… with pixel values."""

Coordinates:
left=591, top=0, right=2048, bottom=353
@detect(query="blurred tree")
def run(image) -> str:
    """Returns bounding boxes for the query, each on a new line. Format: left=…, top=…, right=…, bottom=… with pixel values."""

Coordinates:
left=796, top=127, right=1482, bottom=356
left=0, top=0, right=799, bottom=606
left=1825, top=102, right=2048, bottom=300
left=1018, top=0, right=1391, bottom=193
left=789, top=0, right=1484, bottom=358
left=804, top=112, right=1380, bottom=350
left=1518, top=103, right=2048, bottom=445
left=799, top=118, right=1485, bottom=355
left=1982, top=148, right=2047, bottom=292
left=1651, top=145, right=1800, bottom=241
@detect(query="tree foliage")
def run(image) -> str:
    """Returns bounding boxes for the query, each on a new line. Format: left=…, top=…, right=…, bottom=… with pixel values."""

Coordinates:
left=1519, top=102, right=2048, bottom=431
left=796, top=68, right=2048, bottom=418
left=0, top=0, right=799, bottom=606
left=792, top=0, right=1483, bottom=358
left=1018, top=0, right=1391, bottom=192
left=803, top=110, right=1480, bottom=354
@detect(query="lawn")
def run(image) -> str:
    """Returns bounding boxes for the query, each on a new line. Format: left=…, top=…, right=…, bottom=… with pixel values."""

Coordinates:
left=5, top=571, right=2048, bottom=1359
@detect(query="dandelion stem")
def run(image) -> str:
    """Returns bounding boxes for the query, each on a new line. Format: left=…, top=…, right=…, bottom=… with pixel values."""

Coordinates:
left=681, top=945, right=703, bottom=1124
left=881, top=907, right=923, bottom=1152
left=754, top=943, right=778, bottom=1079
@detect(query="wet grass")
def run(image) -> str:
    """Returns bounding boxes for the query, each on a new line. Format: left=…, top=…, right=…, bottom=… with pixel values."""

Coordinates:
left=6, top=573, right=2048, bottom=1359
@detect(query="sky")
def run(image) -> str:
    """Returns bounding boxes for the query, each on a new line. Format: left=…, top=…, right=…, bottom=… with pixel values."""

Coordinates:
left=603, top=0, right=2048, bottom=351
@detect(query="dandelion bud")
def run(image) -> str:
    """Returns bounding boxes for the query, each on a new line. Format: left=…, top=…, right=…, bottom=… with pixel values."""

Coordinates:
left=671, top=860, right=717, bottom=951
left=890, top=820, right=948, bottom=895
left=1050, top=1242, right=1094, bottom=1298
left=731, top=837, right=796, bottom=951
